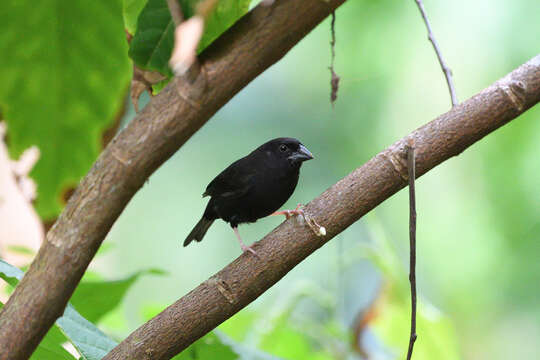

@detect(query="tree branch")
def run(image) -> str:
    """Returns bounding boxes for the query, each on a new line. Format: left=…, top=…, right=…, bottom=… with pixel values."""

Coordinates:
left=0, top=0, right=347, bottom=358
left=406, top=144, right=417, bottom=360
left=414, top=0, right=458, bottom=107
left=104, top=55, right=540, bottom=360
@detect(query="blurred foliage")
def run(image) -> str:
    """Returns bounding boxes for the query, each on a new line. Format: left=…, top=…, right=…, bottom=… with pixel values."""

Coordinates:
left=128, top=0, right=251, bottom=77
left=0, top=260, right=117, bottom=359
left=0, top=0, right=131, bottom=219
left=70, top=268, right=166, bottom=323
left=0, top=259, right=165, bottom=359
left=366, top=219, right=461, bottom=360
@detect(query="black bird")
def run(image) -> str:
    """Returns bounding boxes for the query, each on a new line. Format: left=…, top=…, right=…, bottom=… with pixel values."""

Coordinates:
left=184, top=137, right=313, bottom=254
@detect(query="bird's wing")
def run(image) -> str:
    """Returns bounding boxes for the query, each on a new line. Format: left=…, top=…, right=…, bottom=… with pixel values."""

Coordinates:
left=203, top=158, right=256, bottom=199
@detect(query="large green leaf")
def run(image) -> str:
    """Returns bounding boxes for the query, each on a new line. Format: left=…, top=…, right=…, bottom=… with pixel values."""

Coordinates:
left=0, top=260, right=117, bottom=360
left=0, top=0, right=131, bottom=219
left=128, top=0, right=251, bottom=75
left=71, top=268, right=166, bottom=323
left=123, top=0, right=149, bottom=34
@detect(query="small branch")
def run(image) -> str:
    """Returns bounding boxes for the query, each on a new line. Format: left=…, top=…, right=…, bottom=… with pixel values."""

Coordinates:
left=166, top=0, right=183, bottom=27
left=414, top=0, right=458, bottom=107
left=329, top=11, right=340, bottom=106
left=405, top=142, right=417, bottom=360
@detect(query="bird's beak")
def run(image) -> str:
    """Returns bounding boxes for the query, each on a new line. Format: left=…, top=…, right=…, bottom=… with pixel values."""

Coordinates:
left=288, top=144, right=314, bottom=162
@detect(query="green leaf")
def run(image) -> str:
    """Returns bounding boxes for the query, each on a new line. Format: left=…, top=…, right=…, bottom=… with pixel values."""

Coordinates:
left=0, top=259, right=24, bottom=286
left=71, top=268, right=166, bottom=323
left=57, top=304, right=118, bottom=360
left=129, top=0, right=251, bottom=76
left=124, top=0, right=149, bottom=34
left=0, top=301, right=76, bottom=359
left=30, top=326, right=77, bottom=360
left=128, top=0, right=178, bottom=75
left=0, top=0, right=131, bottom=219
left=0, top=260, right=118, bottom=360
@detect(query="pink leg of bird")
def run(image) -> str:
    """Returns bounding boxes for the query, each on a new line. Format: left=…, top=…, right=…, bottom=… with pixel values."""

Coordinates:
left=271, top=203, right=304, bottom=220
left=233, top=227, right=258, bottom=257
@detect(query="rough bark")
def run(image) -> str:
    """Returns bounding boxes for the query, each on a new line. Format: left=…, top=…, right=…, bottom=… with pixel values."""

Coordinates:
left=0, top=0, right=346, bottom=358
left=103, top=55, right=540, bottom=360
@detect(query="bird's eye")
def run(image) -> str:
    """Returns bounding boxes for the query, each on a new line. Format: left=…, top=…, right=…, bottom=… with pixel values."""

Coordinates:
left=279, top=144, right=288, bottom=152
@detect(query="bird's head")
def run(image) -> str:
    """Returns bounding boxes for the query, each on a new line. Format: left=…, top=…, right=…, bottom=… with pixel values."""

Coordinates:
left=261, top=137, right=314, bottom=167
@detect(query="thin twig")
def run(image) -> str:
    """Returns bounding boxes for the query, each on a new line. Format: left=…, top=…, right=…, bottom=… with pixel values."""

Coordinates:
left=329, top=11, right=340, bottom=106
left=414, top=0, right=458, bottom=107
left=406, top=142, right=417, bottom=360
left=166, top=0, right=184, bottom=27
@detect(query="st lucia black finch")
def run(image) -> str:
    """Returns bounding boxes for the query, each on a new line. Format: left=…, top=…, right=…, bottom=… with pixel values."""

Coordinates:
left=183, top=137, right=313, bottom=255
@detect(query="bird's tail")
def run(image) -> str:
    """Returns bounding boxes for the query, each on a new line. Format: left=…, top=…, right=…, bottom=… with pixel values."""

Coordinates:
left=183, top=217, right=214, bottom=246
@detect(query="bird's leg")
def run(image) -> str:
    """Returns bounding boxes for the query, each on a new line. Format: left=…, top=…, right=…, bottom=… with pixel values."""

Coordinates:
left=233, top=227, right=258, bottom=257
left=271, top=203, right=304, bottom=220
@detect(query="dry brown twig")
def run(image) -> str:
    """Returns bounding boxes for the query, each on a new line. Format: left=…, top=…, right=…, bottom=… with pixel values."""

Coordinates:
left=414, top=0, right=458, bottom=107
left=405, top=141, right=417, bottom=360
left=329, top=11, right=340, bottom=106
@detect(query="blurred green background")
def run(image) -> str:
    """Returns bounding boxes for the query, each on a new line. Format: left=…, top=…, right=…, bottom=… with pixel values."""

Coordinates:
left=1, top=0, right=540, bottom=359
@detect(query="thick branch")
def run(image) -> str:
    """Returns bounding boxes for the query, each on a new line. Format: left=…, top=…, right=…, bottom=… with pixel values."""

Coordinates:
left=104, top=55, right=540, bottom=360
left=0, top=0, right=346, bottom=358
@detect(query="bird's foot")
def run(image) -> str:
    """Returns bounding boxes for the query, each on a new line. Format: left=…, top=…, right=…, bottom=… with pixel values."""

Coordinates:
left=272, top=204, right=326, bottom=237
left=271, top=203, right=304, bottom=220
left=233, top=227, right=260, bottom=258
left=241, top=244, right=259, bottom=258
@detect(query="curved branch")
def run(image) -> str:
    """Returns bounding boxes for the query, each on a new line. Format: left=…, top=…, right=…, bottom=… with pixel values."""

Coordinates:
left=0, top=0, right=346, bottom=358
left=104, top=55, right=540, bottom=360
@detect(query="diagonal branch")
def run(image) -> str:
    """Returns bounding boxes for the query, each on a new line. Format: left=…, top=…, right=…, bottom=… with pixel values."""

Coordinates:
left=104, top=55, right=540, bottom=360
left=0, top=0, right=347, bottom=358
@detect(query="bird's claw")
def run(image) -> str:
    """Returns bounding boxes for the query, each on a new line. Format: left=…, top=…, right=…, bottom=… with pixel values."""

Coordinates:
left=272, top=204, right=326, bottom=237
left=271, top=203, right=304, bottom=220
left=241, top=244, right=259, bottom=258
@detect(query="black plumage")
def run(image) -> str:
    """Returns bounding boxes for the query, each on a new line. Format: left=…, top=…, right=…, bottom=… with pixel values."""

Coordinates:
left=184, top=137, right=313, bottom=254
